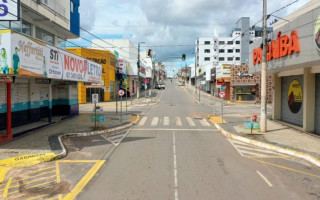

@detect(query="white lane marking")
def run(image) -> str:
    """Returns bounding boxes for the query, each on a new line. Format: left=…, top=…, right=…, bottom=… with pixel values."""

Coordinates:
left=151, top=117, right=159, bottom=126
left=175, top=117, right=182, bottom=126
left=173, top=132, right=179, bottom=200
left=227, top=138, right=245, bottom=156
left=138, top=116, right=148, bottom=126
left=239, top=149, right=277, bottom=157
left=186, top=117, right=195, bottom=126
left=256, top=170, right=273, bottom=187
left=132, top=128, right=215, bottom=131
left=199, top=119, right=211, bottom=126
left=164, top=117, right=170, bottom=126
left=236, top=145, right=284, bottom=156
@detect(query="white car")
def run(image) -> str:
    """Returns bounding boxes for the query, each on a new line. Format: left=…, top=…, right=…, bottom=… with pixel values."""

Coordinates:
left=155, top=83, right=165, bottom=89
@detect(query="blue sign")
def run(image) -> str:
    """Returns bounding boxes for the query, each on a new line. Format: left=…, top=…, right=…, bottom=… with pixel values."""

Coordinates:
left=0, top=0, right=20, bottom=21
left=91, top=115, right=105, bottom=122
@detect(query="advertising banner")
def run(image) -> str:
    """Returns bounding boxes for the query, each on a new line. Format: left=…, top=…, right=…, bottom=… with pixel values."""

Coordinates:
left=216, top=64, right=231, bottom=78
left=12, top=32, right=45, bottom=77
left=0, top=30, right=11, bottom=75
left=0, top=31, right=102, bottom=83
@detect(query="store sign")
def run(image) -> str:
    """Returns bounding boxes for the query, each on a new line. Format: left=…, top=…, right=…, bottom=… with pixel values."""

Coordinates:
left=0, top=0, right=20, bottom=21
left=0, top=31, right=102, bottom=83
left=216, top=78, right=225, bottom=85
left=35, top=78, right=51, bottom=84
left=0, top=75, right=12, bottom=83
left=287, top=79, right=302, bottom=114
left=253, top=31, right=300, bottom=65
left=237, top=72, right=253, bottom=77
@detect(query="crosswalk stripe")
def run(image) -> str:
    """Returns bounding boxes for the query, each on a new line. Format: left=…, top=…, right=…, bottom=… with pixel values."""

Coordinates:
left=151, top=117, right=159, bottom=126
left=164, top=117, right=169, bottom=126
left=199, top=119, right=210, bottom=126
left=138, top=116, right=148, bottom=126
left=175, top=117, right=182, bottom=126
left=186, top=117, right=195, bottom=126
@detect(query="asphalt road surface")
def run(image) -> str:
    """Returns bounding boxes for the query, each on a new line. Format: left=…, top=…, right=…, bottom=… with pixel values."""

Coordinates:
left=71, top=81, right=320, bottom=200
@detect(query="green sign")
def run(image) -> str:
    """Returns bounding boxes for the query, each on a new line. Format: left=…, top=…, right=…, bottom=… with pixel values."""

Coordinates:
left=91, top=115, right=105, bottom=122
left=244, top=121, right=260, bottom=129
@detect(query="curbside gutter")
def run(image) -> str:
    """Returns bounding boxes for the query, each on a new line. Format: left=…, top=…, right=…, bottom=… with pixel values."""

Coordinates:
left=0, top=114, right=140, bottom=184
left=213, top=122, right=320, bottom=168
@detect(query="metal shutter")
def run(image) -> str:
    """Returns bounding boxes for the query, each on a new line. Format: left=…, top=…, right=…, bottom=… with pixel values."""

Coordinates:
left=315, top=74, right=320, bottom=135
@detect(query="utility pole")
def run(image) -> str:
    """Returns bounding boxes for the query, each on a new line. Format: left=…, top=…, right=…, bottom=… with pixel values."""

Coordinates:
left=195, top=39, right=198, bottom=94
left=137, top=42, right=141, bottom=99
left=260, top=0, right=267, bottom=132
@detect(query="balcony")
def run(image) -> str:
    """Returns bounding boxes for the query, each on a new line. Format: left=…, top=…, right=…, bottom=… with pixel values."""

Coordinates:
left=36, top=0, right=66, bottom=19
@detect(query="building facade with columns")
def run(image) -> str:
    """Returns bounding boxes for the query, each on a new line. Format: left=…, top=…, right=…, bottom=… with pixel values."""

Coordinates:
left=249, top=0, right=320, bottom=135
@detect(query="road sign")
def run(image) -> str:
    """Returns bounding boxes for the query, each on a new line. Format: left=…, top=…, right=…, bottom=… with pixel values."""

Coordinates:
left=219, top=91, right=226, bottom=98
left=92, top=94, right=99, bottom=103
left=118, top=89, right=125, bottom=97
left=91, top=115, right=105, bottom=122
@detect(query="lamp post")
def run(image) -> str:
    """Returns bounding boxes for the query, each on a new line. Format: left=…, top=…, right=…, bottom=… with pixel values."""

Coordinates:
left=137, top=42, right=145, bottom=99
left=260, top=0, right=267, bottom=132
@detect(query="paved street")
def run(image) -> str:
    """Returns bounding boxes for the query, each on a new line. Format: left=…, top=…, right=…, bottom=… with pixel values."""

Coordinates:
left=0, top=80, right=319, bottom=199
left=73, top=81, right=320, bottom=200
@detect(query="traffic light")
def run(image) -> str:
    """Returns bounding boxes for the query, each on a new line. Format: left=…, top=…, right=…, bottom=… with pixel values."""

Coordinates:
left=182, top=54, right=186, bottom=61
left=148, top=49, right=152, bottom=57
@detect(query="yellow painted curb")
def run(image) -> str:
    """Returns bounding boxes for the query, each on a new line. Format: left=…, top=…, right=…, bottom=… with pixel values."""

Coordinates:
left=213, top=123, right=320, bottom=168
left=128, top=114, right=140, bottom=124
left=0, top=153, right=57, bottom=183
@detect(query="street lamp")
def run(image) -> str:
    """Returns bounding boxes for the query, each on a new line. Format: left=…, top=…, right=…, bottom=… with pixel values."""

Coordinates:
left=137, top=41, right=145, bottom=99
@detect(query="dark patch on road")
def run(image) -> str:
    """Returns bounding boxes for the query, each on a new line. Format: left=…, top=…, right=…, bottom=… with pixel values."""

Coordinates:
left=18, top=179, right=70, bottom=198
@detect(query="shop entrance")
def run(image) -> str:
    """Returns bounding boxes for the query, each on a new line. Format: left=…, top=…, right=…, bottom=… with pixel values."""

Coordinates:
left=86, top=87, right=104, bottom=103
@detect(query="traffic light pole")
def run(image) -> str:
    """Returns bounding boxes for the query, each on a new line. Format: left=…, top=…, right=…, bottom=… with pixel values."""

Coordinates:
left=137, top=42, right=141, bottom=99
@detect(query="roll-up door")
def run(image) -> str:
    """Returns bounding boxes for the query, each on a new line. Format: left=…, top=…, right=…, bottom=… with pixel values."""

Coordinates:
left=281, top=75, right=303, bottom=126
left=314, top=74, right=320, bottom=135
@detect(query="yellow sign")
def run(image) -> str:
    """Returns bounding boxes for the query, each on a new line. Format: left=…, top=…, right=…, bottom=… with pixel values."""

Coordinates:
left=287, top=79, right=302, bottom=113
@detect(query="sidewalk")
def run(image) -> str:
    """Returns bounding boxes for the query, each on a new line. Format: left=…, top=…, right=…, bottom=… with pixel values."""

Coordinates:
left=182, top=83, right=320, bottom=167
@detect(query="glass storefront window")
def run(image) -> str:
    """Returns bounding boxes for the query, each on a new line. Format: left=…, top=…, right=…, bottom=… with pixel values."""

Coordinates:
left=235, top=86, right=256, bottom=101
left=10, top=21, right=21, bottom=32
left=36, top=27, right=54, bottom=45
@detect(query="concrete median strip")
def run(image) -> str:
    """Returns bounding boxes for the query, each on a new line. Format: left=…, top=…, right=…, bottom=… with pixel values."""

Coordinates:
left=212, top=122, right=320, bottom=169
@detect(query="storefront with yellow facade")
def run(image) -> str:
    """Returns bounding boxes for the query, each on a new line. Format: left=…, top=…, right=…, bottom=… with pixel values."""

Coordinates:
left=66, top=48, right=116, bottom=103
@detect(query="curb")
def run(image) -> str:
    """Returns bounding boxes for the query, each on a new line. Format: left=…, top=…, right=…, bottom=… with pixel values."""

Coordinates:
left=213, top=122, right=320, bottom=168
left=56, top=113, right=140, bottom=158
left=0, top=114, right=140, bottom=184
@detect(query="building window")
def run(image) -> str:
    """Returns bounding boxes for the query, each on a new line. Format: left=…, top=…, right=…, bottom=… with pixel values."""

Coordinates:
left=249, top=41, right=254, bottom=44
left=36, top=27, right=54, bottom=45
left=236, top=41, right=240, bottom=44
left=219, top=41, right=225, bottom=45
left=21, top=21, right=32, bottom=36
left=57, top=37, right=66, bottom=49
left=204, top=41, right=210, bottom=45
left=204, top=49, right=210, bottom=53
left=219, top=57, right=225, bottom=61
left=227, top=49, right=233, bottom=53
left=204, top=57, right=210, bottom=61
left=227, top=57, right=233, bottom=61
left=236, top=49, right=240, bottom=53
left=235, top=57, right=240, bottom=61
left=227, top=41, right=233, bottom=45
left=71, top=1, right=75, bottom=13
left=219, top=49, right=225, bottom=53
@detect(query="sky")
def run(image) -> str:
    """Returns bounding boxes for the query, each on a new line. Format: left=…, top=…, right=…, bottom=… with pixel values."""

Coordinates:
left=72, top=0, right=310, bottom=75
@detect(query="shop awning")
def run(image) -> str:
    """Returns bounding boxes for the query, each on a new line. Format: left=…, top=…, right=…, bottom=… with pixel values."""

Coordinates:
left=230, top=83, right=258, bottom=87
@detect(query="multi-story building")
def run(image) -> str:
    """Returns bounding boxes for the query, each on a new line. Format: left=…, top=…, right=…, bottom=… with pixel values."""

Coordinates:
left=0, top=0, right=80, bottom=47
left=0, top=1, right=102, bottom=142
left=91, top=39, right=142, bottom=96
left=194, top=17, right=273, bottom=99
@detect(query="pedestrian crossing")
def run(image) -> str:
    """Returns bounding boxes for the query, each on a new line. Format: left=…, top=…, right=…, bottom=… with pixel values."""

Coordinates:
left=137, top=116, right=212, bottom=127
left=227, top=138, right=289, bottom=158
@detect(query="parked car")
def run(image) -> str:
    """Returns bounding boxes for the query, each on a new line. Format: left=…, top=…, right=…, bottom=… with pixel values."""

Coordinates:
left=178, top=81, right=185, bottom=86
left=155, top=83, right=165, bottom=89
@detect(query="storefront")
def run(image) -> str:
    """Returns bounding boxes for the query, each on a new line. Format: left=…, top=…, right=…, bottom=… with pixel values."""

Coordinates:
left=0, top=30, right=102, bottom=142
left=249, top=1, right=320, bottom=134
left=230, top=65, right=273, bottom=103
left=66, top=48, right=116, bottom=103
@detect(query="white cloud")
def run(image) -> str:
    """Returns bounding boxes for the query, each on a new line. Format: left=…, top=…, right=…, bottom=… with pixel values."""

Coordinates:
left=78, top=0, right=311, bottom=64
